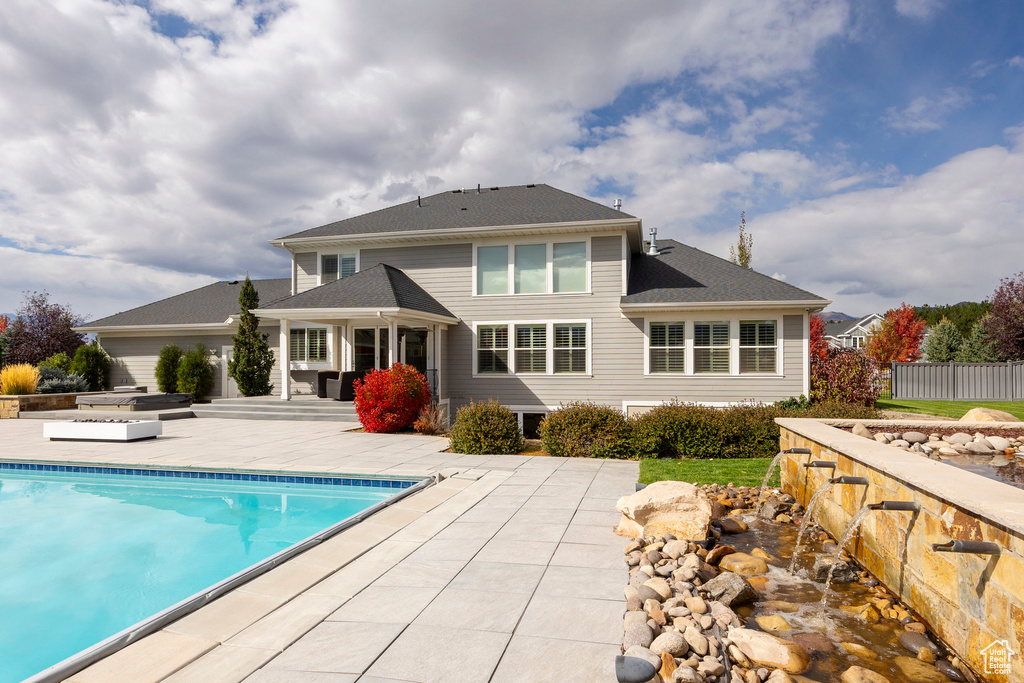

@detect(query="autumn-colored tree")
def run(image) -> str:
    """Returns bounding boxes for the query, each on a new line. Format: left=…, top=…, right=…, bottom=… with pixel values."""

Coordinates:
left=809, top=313, right=828, bottom=361
left=982, top=272, right=1024, bottom=361
left=728, top=212, right=753, bottom=268
left=864, top=303, right=927, bottom=365
left=0, top=315, right=9, bottom=334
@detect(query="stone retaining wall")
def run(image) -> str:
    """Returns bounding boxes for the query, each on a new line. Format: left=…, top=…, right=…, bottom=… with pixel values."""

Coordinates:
left=0, top=391, right=109, bottom=418
left=777, top=417, right=1024, bottom=682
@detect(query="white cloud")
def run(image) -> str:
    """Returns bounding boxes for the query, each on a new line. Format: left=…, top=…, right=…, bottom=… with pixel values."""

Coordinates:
left=744, top=133, right=1024, bottom=313
left=882, top=87, right=970, bottom=133
left=1010, top=56, right=1024, bottom=70
left=894, top=0, right=943, bottom=20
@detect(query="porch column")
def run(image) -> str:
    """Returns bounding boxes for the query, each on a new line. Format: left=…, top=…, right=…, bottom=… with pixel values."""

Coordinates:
left=280, top=318, right=291, bottom=401
left=388, top=319, right=397, bottom=366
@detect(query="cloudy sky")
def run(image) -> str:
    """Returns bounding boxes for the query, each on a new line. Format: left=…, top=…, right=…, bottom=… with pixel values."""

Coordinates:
left=1, top=0, right=1022, bottom=320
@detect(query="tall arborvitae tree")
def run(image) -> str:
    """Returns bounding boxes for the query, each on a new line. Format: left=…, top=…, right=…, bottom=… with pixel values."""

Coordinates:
left=923, top=318, right=965, bottom=362
left=728, top=212, right=753, bottom=268
left=956, top=320, right=996, bottom=363
left=228, top=277, right=276, bottom=396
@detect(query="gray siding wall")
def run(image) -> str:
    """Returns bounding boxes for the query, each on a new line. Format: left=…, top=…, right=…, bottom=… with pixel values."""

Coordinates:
left=295, top=252, right=318, bottom=292
left=100, top=328, right=281, bottom=399
left=359, top=236, right=806, bottom=413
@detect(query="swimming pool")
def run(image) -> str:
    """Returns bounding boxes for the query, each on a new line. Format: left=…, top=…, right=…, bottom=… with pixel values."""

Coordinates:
left=0, top=462, right=426, bottom=683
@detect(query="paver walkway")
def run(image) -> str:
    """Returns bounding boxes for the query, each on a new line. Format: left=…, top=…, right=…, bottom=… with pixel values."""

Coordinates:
left=1, top=419, right=637, bottom=682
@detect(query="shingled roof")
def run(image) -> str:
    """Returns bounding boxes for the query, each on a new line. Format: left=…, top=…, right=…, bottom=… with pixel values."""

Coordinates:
left=276, top=184, right=634, bottom=241
left=622, top=239, right=827, bottom=306
left=80, top=279, right=292, bottom=328
left=258, top=265, right=455, bottom=319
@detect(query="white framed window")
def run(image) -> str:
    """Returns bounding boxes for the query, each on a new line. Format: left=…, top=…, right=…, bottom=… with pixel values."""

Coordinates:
left=739, top=320, right=777, bottom=374
left=649, top=322, right=686, bottom=373
left=477, top=325, right=509, bottom=374
left=693, top=321, right=731, bottom=374
left=473, top=239, right=590, bottom=296
left=290, top=327, right=328, bottom=363
left=319, top=251, right=358, bottom=285
left=515, top=324, right=547, bottom=373
left=553, top=323, right=587, bottom=374
left=473, top=320, right=591, bottom=376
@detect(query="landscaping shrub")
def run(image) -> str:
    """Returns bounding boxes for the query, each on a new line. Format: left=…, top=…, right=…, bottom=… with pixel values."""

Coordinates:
left=630, top=400, right=882, bottom=460
left=539, top=401, right=633, bottom=459
left=176, top=343, right=214, bottom=400
left=38, top=373, right=89, bottom=394
left=354, top=363, right=431, bottom=433
left=449, top=400, right=523, bottom=454
left=811, top=348, right=880, bottom=406
left=227, top=276, right=276, bottom=396
left=155, top=344, right=184, bottom=393
left=413, top=402, right=448, bottom=436
left=38, top=351, right=72, bottom=373
left=0, top=363, right=40, bottom=395
left=69, top=343, right=111, bottom=392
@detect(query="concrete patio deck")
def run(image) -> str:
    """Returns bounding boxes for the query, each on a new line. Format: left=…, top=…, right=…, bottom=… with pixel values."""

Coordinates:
left=1, top=419, right=637, bottom=683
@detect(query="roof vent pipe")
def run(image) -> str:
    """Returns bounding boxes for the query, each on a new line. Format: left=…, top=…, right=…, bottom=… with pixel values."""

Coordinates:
left=614, top=198, right=622, bottom=211
left=477, top=184, right=481, bottom=193
left=417, top=196, right=421, bottom=207
left=647, top=227, right=659, bottom=256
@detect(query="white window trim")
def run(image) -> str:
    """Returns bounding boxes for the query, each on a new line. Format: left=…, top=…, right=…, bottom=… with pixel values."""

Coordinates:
left=289, top=322, right=333, bottom=370
left=641, top=315, right=784, bottom=377
left=316, top=249, right=360, bottom=286
left=472, top=319, right=593, bottom=378
left=472, top=237, right=592, bottom=297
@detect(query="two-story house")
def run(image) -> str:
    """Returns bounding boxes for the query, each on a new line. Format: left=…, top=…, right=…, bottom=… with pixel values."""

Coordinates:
left=79, top=184, right=829, bottom=425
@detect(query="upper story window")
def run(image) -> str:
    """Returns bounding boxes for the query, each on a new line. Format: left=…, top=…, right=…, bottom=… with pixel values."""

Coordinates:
left=649, top=322, right=685, bottom=373
left=290, top=327, right=328, bottom=363
left=740, top=320, right=777, bottom=373
left=320, top=253, right=357, bottom=284
left=694, top=321, right=730, bottom=374
left=475, top=240, right=588, bottom=296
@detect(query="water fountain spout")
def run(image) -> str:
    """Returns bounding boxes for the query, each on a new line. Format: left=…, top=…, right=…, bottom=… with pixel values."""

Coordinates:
left=828, top=476, right=869, bottom=485
left=932, top=539, right=1000, bottom=555
left=866, top=501, right=920, bottom=512
left=804, top=461, right=837, bottom=468
left=756, top=448, right=814, bottom=515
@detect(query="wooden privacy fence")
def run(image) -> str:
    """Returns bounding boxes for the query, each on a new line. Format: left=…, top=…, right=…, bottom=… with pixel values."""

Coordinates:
left=891, top=361, right=1024, bottom=401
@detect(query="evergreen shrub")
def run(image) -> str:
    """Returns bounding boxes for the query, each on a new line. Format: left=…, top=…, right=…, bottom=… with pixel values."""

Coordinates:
left=155, top=344, right=184, bottom=393
left=176, top=343, right=214, bottom=400
left=69, top=343, right=110, bottom=392
left=449, top=400, right=522, bottom=454
left=38, top=352, right=72, bottom=373
left=38, top=373, right=89, bottom=394
left=539, top=401, right=633, bottom=459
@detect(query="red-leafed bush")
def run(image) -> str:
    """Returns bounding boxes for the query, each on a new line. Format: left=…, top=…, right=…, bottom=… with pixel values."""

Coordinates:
left=354, top=363, right=431, bottom=433
left=811, top=348, right=880, bottom=406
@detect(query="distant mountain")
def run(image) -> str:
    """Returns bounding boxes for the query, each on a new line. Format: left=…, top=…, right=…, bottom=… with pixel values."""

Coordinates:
left=821, top=311, right=858, bottom=323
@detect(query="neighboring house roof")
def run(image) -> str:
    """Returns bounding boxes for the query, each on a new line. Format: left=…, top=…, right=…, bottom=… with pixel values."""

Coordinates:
left=825, top=313, right=883, bottom=339
left=79, top=279, right=291, bottom=330
left=620, top=239, right=828, bottom=308
left=275, top=184, right=635, bottom=241
left=825, top=320, right=857, bottom=337
left=257, top=264, right=455, bottom=319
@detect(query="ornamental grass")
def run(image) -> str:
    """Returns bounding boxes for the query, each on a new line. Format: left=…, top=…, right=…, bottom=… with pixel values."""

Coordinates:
left=0, top=363, right=41, bottom=395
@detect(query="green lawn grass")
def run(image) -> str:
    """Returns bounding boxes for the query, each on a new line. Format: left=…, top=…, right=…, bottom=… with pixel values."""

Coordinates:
left=639, top=457, right=779, bottom=487
left=875, top=398, right=1024, bottom=421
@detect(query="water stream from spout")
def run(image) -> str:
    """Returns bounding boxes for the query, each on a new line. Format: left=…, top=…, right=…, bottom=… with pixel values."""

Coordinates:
left=788, top=481, right=835, bottom=574
left=818, top=506, right=873, bottom=620
left=755, top=452, right=787, bottom=516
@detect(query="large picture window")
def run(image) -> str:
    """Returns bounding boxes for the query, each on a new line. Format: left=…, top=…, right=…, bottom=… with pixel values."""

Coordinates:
left=320, top=253, right=356, bottom=283
left=515, top=325, right=546, bottom=373
left=477, top=325, right=509, bottom=374
left=476, top=240, right=586, bottom=295
left=740, top=320, right=777, bottom=373
left=553, top=324, right=587, bottom=373
left=649, top=322, right=685, bottom=373
left=693, top=321, right=730, bottom=374
left=290, top=327, right=327, bottom=363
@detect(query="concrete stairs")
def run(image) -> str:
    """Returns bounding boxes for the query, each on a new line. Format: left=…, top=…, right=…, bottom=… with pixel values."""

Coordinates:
left=191, top=396, right=360, bottom=423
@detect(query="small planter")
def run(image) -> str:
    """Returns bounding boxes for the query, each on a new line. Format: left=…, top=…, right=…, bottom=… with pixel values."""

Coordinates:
left=43, top=420, right=162, bottom=442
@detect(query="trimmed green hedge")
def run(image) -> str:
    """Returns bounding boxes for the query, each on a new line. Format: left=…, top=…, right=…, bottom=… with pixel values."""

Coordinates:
left=449, top=399, right=523, bottom=454
left=539, top=401, right=633, bottom=459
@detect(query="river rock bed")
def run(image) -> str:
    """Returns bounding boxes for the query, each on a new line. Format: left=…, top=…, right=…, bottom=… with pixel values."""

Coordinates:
left=622, top=484, right=978, bottom=683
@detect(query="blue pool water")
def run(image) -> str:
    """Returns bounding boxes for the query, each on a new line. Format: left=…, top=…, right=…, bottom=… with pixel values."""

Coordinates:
left=0, top=465, right=400, bottom=682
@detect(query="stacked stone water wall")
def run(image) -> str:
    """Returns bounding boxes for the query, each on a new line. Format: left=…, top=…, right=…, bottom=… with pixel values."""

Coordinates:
left=778, top=418, right=1024, bottom=682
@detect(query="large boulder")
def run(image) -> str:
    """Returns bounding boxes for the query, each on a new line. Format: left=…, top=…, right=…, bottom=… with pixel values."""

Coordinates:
left=615, top=481, right=712, bottom=540
left=700, top=571, right=758, bottom=607
left=728, top=628, right=811, bottom=674
left=961, top=407, right=1022, bottom=423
